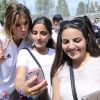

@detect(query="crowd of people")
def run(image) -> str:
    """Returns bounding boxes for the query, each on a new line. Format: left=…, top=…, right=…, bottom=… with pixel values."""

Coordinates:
left=0, top=2, right=100, bottom=100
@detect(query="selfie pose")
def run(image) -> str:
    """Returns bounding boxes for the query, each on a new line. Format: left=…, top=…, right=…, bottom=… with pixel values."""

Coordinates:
left=15, top=16, right=55, bottom=100
left=0, top=3, right=32, bottom=99
left=51, top=16, right=100, bottom=100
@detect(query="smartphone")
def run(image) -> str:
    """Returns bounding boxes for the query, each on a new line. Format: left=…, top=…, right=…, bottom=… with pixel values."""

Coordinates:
left=26, top=68, right=44, bottom=86
left=81, top=91, right=100, bottom=100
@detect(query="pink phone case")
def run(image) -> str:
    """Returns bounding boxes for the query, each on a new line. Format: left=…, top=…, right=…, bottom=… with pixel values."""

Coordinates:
left=26, top=68, right=44, bottom=85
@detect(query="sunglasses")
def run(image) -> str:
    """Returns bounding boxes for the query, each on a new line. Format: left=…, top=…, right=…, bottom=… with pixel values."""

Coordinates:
left=60, top=16, right=86, bottom=30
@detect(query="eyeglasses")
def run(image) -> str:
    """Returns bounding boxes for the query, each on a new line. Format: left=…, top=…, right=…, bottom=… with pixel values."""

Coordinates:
left=60, top=16, right=86, bottom=30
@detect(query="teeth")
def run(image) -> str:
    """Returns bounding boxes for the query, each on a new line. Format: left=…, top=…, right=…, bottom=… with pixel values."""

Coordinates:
left=34, top=40, right=46, bottom=46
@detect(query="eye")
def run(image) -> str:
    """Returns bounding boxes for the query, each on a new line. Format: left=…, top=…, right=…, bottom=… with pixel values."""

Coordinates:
left=32, top=31, right=37, bottom=35
left=73, top=38, right=81, bottom=43
left=24, top=21, right=28, bottom=25
left=62, top=39, right=69, bottom=44
left=15, top=23, right=20, bottom=27
left=40, top=31, right=48, bottom=36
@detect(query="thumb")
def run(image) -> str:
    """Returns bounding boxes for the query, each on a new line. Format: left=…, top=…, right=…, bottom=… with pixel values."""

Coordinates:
left=26, top=76, right=38, bottom=86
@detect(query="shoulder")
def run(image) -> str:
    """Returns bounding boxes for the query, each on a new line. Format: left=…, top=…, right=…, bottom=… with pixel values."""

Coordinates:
left=18, top=48, right=31, bottom=55
left=57, top=63, right=69, bottom=77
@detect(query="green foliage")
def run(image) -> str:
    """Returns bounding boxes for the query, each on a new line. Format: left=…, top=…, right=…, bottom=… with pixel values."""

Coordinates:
left=56, top=0, right=70, bottom=17
left=76, top=1, right=85, bottom=15
left=0, top=0, right=16, bottom=20
left=35, top=0, right=51, bottom=16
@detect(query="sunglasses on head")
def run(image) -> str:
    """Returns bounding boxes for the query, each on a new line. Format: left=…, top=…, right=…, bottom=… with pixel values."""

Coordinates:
left=60, top=16, right=86, bottom=30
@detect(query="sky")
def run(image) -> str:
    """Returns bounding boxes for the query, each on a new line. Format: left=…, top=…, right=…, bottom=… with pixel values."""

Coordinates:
left=17, top=0, right=100, bottom=16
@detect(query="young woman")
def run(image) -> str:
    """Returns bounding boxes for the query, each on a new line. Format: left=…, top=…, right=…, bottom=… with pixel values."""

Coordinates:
left=15, top=16, right=55, bottom=100
left=51, top=16, right=100, bottom=100
left=0, top=3, right=32, bottom=99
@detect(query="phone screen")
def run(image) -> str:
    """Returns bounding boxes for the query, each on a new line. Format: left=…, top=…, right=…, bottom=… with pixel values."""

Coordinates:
left=26, top=68, right=44, bottom=85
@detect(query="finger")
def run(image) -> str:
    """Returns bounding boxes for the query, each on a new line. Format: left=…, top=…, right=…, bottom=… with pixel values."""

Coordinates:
left=0, top=39, right=3, bottom=50
left=30, top=80, right=48, bottom=92
left=26, top=76, right=38, bottom=86
left=30, top=84, right=47, bottom=96
left=0, top=57, right=6, bottom=64
left=4, top=38, right=10, bottom=50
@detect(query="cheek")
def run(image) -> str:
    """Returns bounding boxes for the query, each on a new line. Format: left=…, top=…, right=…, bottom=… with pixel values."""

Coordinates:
left=79, top=41, right=87, bottom=50
left=62, top=44, right=67, bottom=52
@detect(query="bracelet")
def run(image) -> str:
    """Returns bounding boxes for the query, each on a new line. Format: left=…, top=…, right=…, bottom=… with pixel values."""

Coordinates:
left=18, top=87, right=25, bottom=96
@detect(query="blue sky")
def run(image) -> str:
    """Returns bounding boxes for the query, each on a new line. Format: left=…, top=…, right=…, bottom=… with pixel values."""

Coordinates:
left=17, top=0, right=100, bottom=16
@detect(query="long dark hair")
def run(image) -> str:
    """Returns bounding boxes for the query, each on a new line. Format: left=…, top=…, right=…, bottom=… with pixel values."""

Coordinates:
left=32, top=16, right=54, bottom=48
left=51, top=15, right=100, bottom=84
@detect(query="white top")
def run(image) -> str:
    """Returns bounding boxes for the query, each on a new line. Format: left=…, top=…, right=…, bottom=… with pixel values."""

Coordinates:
left=16, top=47, right=55, bottom=99
left=0, top=33, right=32, bottom=97
left=58, top=57, right=100, bottom=100
left=52, top=29, right=58, bottom=44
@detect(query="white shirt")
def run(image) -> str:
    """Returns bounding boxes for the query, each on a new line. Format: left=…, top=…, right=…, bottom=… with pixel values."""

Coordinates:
left=16, top=47, right=55, bottom=99
left=0, top=33, right=32, bottom=97
left=58, top=57, right=100, bottom=100
left=52, top=29, right=58, bottom=44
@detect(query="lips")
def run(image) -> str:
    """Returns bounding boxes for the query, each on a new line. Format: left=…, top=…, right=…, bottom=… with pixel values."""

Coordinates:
left=67, top=48, right=80, bottom=57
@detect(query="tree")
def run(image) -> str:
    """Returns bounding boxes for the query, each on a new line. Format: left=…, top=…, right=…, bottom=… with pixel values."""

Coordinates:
left=76, top=1, right=85, bottom=15
left=0, top=0, right=8, bottom=19
left=56, top=0, right=70, bottom=17
left=0, top=0, right=16, bottom=20
left=35, top=0, right=52, bottom=16
left=89, top=2, right=96, bottom=13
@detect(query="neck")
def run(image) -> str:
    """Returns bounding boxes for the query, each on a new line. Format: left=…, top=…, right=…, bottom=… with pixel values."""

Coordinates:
left=72, top=53, right=91, bottom=69
left=33, top=46, right=49, bottom=55
left=13, top=38, right=23, bottom=47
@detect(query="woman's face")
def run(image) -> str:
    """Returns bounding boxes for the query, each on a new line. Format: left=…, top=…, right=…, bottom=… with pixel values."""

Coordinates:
left=12, top=15, right=29, bottom=40
left=61, top=28, right=87, bottom=61
left=32, top=23, right=51, bottom=49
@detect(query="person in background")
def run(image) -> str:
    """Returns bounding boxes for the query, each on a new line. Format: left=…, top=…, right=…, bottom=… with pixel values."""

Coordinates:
left=0, top=20, right=4, bottom=33
left=0, top=3, right=32, bottom=100
left=95, top=17, right=100, bottom=28
left=52, top=14, right=63, bottom=47
left=51, top=16, right=100, bottom=100
left=15, top=16, right=55, bottom=100
left=91, top=19, right=100, bottom=47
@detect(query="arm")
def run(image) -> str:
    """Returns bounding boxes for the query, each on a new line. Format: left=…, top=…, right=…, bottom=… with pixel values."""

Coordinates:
left=52, top=72, right=61, bottom=100
left=15, top=66, right=48, bottom=97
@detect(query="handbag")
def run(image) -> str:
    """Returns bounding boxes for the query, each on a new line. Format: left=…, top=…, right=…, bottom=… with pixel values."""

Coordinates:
left=69, top=65, right=78, bottom=100
left=23, top=48, right=49, bottom=100
left=81, top=91, right=100, bottom=100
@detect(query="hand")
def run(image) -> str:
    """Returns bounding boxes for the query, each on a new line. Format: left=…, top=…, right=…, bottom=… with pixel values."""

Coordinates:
left=0, top=38, right=10, bottom=64
left=21, top=76, right=48, bottom=97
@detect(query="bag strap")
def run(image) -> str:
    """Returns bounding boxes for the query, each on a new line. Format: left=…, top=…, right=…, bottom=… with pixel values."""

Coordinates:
left=23, top=48, right=45, bottom=78
left=69, top=66, right=78, bottom=100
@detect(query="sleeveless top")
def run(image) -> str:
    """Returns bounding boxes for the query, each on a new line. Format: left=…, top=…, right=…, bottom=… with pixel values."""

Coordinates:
left=58, top=57, right=100, bottom=100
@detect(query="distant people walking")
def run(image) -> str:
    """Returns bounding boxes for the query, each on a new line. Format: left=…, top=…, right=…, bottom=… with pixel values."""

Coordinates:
left=52, top=14, right=63, bottom=47
left=91, top=18, right=100, bottom=47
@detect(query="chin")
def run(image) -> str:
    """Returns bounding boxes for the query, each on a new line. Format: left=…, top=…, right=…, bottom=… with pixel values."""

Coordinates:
left=69, top=55, right=81, bottom=60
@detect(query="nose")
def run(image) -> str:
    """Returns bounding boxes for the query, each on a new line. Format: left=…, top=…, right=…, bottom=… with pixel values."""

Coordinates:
left=68, top=41, right=75, bottom=50
left=21, top=25, right=26, bottom=32
left=37, top=33, right=41, bottom=39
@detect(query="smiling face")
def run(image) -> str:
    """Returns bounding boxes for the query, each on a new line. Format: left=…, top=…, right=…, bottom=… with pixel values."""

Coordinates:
left=61, top=28, right=87, bottom=61
left=32, top=23, right=51, bottom=49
